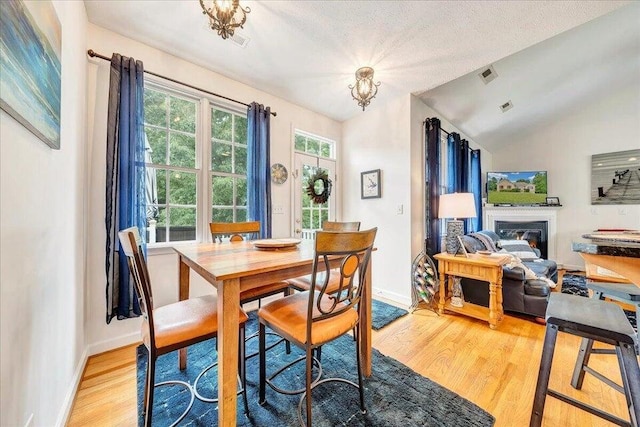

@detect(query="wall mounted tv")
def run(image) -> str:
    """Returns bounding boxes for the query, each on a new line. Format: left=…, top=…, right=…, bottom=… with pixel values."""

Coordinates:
left=487, top=171, right=548, bottom=205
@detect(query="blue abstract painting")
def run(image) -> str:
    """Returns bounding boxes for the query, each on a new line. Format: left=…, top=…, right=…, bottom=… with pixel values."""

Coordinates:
left=0, top=0, right=61, bottom=149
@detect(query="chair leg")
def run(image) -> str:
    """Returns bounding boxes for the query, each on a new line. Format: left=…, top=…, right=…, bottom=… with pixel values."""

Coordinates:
left=284, top=288, right=292, bottom=354
left=618, top=342, right=640, bottom=426
left=239, top=325, right=249, bottom=415
left=145, top=352, right=156, bottom=427
left=571, top=338, right=594, bottom=390
left=316, top=346, right=322, bottom=362
left=355, top=325, right=366, bottom=414
left=530, top=324, right=559, bottom=427
left=259, top=322, right=267, bottom=405
left=305, top=347, right=313, bottom=427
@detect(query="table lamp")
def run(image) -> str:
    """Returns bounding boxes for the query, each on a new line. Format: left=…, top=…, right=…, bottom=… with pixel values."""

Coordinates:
left=438, top=192, right=477, bottom=254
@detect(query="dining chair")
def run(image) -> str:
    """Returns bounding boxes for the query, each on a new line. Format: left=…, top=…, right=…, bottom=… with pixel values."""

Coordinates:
left=118, top=227, right=249, bottom=427
left=209, top=221, right=292, bottom=355
left=258, top=228, right=377, bottom=426
left=287, top=221, right=361, bottom=294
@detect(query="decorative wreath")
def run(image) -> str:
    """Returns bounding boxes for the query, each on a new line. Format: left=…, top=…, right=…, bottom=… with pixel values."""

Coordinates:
left=306, top=170, right=333, bottom=204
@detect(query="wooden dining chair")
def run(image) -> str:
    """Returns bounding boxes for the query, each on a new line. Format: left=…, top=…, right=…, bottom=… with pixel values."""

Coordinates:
left=118, top=227, right=249, bottom=427
left=258, top=228, right=377, bottom=426
left=287, top=221, right=361, bottom=294
left=209, top=221, right=292, bottom=355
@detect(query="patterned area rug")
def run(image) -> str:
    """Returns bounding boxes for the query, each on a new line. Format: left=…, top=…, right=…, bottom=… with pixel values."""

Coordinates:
left=136, top=312, right=495, bottom=427
left=561, top=273, right=636, bottom=329
left=371, top=299, right=408, bottom=330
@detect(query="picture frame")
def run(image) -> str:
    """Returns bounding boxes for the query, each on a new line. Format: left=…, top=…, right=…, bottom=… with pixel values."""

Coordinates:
left=546, top=197, right=560, bottom=206
left=361, top=169, right=381, bottom=199
left=591, top=149, right=640, bottom=205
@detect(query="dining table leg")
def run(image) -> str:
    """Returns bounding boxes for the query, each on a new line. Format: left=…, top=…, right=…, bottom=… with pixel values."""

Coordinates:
left=360, top=257, right=373, bottom=377
left=178, top=256, right=190, bottom=370
left=218, top=277, right=240, bottom=427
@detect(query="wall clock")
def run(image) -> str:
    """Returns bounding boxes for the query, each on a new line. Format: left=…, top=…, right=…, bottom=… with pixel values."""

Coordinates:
left=270, top=163, right=288, bottom=184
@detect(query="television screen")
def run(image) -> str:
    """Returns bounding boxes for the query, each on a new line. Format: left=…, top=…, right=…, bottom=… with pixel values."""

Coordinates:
left=487, top=171, right=547, bottom=205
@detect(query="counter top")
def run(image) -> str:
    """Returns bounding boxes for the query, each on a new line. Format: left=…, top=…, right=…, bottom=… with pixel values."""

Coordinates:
left=572, top=235, right=640, bottom=259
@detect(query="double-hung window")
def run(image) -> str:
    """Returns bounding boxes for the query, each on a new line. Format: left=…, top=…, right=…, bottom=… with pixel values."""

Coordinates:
left=143, top=82, right=247, bottom=245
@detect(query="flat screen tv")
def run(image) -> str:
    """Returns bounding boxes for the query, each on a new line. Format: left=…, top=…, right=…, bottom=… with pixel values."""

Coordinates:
left=487, top=171, right=547, bottom=205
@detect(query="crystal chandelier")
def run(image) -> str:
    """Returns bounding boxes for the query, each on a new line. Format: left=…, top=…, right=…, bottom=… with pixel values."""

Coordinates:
left=349, top=67, right=380, bottom=111
left=199, top=0, right=251, bottom=40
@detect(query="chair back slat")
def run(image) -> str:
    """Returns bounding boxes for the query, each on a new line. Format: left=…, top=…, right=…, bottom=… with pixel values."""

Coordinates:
left=118, top=227, right=155, bottom=343
left=308, top=228, right=377, bottom=329
left=209, top=221, right=260, bottom=242
left=322, top=221, right=361, bottom=232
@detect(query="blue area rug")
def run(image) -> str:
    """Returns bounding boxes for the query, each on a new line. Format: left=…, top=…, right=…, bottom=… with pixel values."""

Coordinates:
left=137, top=312, right=495, bottom=426
left=371, top=299, right=408, bottom=330
left=561, top=273, right=636, bottom=329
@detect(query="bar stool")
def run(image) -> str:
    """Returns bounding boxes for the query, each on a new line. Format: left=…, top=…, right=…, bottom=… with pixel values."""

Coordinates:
left=530, top=292, right=640, bottom=427
left=572, top=282, right=640, bottom=394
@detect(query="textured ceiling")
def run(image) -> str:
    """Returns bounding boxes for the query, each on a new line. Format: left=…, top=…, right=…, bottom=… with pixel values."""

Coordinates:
left=418, top=2, right=640, bottom=152
left=84, top=1, right=628, bottom=123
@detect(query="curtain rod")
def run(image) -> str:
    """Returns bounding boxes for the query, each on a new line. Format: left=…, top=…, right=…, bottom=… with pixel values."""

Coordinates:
left=424, top=117, right=476, bottom=151
left=87, top=49, right=277, bottom=117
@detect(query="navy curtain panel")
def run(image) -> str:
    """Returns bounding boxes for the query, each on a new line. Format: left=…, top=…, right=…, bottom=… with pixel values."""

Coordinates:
left=425, top=118, right=441, bottom=256
left=446, top=133, right=474, bottom=231
left=247, top=102, right=272, bottom=239
left=105, top=54, right=146, bottom=323
left=470, top=149, right=482, bottom=232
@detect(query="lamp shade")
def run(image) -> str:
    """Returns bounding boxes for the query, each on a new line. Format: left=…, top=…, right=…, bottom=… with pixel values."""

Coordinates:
left=438, top=193, right=477, bottom=219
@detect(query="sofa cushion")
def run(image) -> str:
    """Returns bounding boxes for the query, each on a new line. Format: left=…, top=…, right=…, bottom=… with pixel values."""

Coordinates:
left=524, top=279, right=551, bottom=297
left=459, top=235, right=486, bottom=253
left=523, top=259, right=557, bottom=278
left=498, top=239, right=538, bottom=260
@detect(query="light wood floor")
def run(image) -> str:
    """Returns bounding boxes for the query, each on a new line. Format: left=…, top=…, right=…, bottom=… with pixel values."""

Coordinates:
left=68, top=308, right=627, bottom=426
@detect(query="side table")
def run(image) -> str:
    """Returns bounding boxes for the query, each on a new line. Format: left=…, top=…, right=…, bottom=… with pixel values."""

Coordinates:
left=434, top=252, right=510, bottom=329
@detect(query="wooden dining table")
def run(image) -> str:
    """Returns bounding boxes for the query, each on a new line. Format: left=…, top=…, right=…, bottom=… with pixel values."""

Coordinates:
left=173, top=239, right=374, bottom=427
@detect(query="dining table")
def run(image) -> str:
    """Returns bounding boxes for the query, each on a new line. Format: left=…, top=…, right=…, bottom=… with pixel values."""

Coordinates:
left=173, top=239, right=374, bottom=427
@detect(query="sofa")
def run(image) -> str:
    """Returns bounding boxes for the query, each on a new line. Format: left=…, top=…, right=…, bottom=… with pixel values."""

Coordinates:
left=458, top=230, right=558, bottom=318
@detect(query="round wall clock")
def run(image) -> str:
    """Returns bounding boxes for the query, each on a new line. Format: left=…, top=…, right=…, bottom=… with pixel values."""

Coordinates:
left=270, top=163, right=288, bottom=184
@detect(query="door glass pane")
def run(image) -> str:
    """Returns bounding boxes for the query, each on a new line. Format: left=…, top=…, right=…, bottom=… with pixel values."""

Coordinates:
left=294, top=135, right=306, bottom=151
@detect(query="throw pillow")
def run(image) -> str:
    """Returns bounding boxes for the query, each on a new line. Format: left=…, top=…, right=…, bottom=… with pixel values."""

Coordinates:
left=497, top=239, right=538, bottom=260
left=503, top=253, right=556, bottom=289
left=470, top=232, right=498, bottom=252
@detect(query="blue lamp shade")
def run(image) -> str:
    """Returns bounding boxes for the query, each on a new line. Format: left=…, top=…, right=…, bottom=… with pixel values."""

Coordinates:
left=438, top=193, right=477, bottom=254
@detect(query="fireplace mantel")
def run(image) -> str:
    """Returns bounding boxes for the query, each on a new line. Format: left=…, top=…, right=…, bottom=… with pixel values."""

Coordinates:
left=484, top=206, right=560, bottom=260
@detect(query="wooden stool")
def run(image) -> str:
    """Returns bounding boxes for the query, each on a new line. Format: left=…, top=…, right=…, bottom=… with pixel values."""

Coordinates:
left=530, top=293, right=640, bottom=427
left=572, top=282, right=640, bottom=394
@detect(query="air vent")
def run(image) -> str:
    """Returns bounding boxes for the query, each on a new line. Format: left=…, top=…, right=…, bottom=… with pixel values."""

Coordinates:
left=500, top=100, right=513, bottom=113
left=230, top=31, right=250, bottom=48
left=478, top=65, right=498, bottom=84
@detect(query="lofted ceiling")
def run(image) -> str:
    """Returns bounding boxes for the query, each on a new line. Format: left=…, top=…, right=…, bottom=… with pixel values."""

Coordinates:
left=418, top=2, right=640, bottom=152
left=84, top=1, right=629, bottom=125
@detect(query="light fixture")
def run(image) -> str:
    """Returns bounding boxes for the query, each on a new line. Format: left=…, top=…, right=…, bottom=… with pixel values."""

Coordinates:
left=438, top=192, right=477, bottom=255
left=199, top=0, right=250, bottom=40
left=349, top=67, right=380, bottom=111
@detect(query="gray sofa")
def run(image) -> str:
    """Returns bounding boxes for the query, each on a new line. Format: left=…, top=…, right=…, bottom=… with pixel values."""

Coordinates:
left=458, top=230, right=557, bottom=318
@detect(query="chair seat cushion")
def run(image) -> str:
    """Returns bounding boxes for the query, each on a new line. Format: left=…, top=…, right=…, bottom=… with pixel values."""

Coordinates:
left=143, top=294, right=248, bottom=351
left=287, top=272, right=347, bottom=294
left=258, top=291, right=358, bottom=346
left=240, top=281, right=290, bottom=304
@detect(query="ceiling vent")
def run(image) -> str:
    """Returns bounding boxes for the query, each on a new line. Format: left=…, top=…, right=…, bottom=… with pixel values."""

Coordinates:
left=478, top=65, right=498, bottom=84
left=230, top=31, right=250, bottom=48
left=500, top=100, right=513, bottom=113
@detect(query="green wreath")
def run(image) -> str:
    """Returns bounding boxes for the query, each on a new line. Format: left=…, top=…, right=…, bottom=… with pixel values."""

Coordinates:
left=306, top=170, right=333, bottom=204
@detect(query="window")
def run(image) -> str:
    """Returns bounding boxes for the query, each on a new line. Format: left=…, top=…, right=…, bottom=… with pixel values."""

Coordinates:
left=143, top=82, right=248, bottom=244
left=294, top=131, right=334, bottom=159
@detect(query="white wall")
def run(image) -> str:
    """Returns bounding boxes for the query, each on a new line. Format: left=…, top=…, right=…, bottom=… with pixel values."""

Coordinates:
left=492, top=83, right=640, bottom=269
left=85, top=24, right=343, bottom=352
left=341, top=95, right=492, bottom=306
left=0, top=2, right=88, bottom=426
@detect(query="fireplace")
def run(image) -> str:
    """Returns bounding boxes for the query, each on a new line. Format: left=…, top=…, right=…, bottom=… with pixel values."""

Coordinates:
left=495, top=220, right=548, bottom=259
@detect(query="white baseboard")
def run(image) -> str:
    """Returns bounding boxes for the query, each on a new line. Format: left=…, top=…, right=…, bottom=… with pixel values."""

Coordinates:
left=372, top=287, right=411, bottom=308
left=55, top=347, right=88, bottom=427
left=87, top=331, right=141, bottom=356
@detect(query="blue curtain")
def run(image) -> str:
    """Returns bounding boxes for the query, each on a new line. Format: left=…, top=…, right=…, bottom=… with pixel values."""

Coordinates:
left=105, top=54, right=146, bottom=323
left=425, top=118, right=441, bottom=256
left=470, top=149, right=482, bottom=232
left=247, top=102, right=272, bottom=239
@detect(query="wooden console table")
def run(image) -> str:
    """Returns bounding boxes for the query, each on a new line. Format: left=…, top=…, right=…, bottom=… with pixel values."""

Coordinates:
left=434, top=252, right=510, bottom=329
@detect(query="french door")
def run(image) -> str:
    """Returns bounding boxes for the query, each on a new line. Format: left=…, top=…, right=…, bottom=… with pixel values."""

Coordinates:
left=292, top=152, right=336, bottom=239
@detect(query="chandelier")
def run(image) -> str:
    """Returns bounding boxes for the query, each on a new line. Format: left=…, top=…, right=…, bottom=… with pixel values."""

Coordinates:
left=349, top=67, right=380, bottom=111
left=199, top=0, right=250, bottom=40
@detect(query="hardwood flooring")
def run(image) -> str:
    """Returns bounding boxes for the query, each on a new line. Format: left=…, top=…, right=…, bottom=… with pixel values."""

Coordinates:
left=68, top=307, right=627, bottom=426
